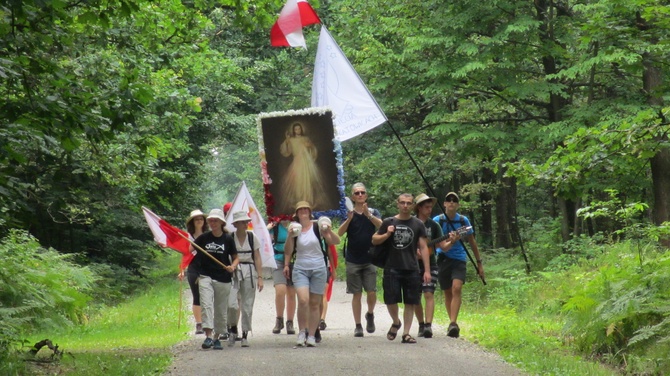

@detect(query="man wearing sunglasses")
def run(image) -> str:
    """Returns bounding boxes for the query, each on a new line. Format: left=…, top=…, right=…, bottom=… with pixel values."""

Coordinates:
left=433, top=192, right=485, bottom=338
left=338, top=183, right=382, bottom=337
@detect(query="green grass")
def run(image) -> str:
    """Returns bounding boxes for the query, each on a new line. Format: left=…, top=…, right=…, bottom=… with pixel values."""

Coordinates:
left=22, top=252, right=190, bottom=376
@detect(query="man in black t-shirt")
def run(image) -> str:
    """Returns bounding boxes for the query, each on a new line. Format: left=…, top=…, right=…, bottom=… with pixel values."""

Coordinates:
left=372, top=193, right=431, bottom=344
left=338, top=183, right=382, bottom=337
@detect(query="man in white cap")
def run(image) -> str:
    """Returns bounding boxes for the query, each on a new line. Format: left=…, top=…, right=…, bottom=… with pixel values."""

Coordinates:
left=433, top=192, right=485, bottom=338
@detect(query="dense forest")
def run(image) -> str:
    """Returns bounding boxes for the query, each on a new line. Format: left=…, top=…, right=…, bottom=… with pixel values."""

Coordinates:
left=1, top=0, right=669, bottom=374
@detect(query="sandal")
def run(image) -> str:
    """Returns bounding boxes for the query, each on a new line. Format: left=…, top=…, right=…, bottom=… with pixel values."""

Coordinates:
left=387, top=321, right=401, bottom=341
left=401, top=334, right=417, bottom=344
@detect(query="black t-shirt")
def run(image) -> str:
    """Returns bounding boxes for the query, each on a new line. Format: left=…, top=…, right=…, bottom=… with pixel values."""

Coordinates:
left=422, top=218, right=443, bottom=267
left=192, top=231, right=237, bottom=282
left=377, top=216, right=427, bottom=271
left=345, top=209, right=381, bottom=264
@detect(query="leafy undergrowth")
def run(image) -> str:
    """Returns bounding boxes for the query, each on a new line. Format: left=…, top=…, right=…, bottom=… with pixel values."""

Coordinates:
left=19, top=253, right=189, bottom=376
left=433, top=238, right=670, bottom=376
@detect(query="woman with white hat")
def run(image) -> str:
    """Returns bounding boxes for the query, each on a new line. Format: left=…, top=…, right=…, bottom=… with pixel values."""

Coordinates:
left=283, top=201, right=340, bottom=347
left=191, top=208, right=239, bottom=350
left=180, top=209, right=209, bottom=335
left=228, top=210, right=263, bottom=347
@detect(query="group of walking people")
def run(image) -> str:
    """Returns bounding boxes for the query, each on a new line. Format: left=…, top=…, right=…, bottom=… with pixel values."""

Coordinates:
left=179, top=182, right=485, bottom=349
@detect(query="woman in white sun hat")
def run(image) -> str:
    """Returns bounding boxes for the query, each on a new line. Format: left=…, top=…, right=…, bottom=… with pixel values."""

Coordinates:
left=227, top=211, right=263, bottom=347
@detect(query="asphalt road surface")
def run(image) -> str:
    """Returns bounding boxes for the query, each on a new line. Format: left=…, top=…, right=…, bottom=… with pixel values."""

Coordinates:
left=164, top=278, right=523, bottom=376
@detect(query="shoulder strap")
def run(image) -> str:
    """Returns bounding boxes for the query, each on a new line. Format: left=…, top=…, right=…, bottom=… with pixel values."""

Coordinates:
left=247, top=231, right=255, bottom=262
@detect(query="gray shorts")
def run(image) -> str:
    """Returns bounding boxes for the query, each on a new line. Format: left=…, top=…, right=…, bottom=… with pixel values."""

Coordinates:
left=272, top=260, right=293, bottom=287
left=292, top=265, right=328, bottom=294
left=346, top=262, right=377, bottom=294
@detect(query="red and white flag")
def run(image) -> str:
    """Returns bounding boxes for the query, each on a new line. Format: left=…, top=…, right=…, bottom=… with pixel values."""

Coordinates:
left=312, top=27, right=388, bottom=141
left=142, top=206, right=194, bottom=270
left=224, top=182, right=278, bottom=270
left=270, top=0, right=321, bottom=49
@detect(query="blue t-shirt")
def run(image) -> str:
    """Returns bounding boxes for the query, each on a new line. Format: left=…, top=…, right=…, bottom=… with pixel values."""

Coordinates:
left=433, top=213, right=473, bottom=262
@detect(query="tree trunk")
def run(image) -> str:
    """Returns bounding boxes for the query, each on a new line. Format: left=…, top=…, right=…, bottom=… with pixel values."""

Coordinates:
left=495, top=170, right=514, bottom=248
left=480, top=166, right=494, bottom=248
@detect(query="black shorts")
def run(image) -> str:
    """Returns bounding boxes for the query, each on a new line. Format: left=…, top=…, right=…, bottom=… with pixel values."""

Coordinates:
left=418, top=264, right=438, bottom=293
left=382, top=269, right=421, bottom=305
left=437, top=257, right=467, bottom=290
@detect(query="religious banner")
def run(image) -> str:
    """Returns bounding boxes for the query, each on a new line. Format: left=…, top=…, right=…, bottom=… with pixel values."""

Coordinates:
left=257, top=108, right=345, bottom=220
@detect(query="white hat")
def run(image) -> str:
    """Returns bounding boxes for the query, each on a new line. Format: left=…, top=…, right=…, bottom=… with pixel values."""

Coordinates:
left=232, top=211, right=252, bottom=224
left=207, top=208, right=227, bottom=224
left=186, top=209, right=205, bottom=224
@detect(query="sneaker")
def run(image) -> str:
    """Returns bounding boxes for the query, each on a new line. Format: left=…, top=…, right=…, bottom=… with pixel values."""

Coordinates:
left=228, top=332, right=237, bottom=347
left=315, top=328, right=322, bottom=343
left=212, top=339, right=223, bottom=350
left=424, top=324, right=433, bottom=338
left=447, top=322, right=460, bottom=338
left=305, top=335, right=317, bottom=347
left=201, top=337, right=213, bottom=349
left=195, top=323, right=204, bottom=335
left=319, top=320, right=327, bottom=331
left=417, top=323, right=425, bottom=337
left=218, top=332, right=229, bottom=340
left=354, top=326, right=364, bottom=337
left=241, top=338, right=249, bottom=347
left=296, top=330, right=306, bottom=346
left=365, top=312, right=376, bottom=333
left=272, top=317, right=284, bottom=334
left=286, top=320, right=296, bottom=335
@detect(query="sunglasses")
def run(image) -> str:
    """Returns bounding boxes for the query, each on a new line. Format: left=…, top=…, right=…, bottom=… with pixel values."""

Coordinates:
left=353, top=191, right=367, bottom=196
left=445, top=198, right=459, bottom=203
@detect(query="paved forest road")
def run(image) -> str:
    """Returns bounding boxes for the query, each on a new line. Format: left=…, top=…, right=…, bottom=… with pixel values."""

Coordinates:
left=164, top=279, right=523, bottom=376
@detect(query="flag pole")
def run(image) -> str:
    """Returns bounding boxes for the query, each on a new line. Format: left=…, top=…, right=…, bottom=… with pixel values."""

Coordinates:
left=177, top=233, right=229, bottom=269
left=178, top=274, right=183, bottom=329
left=385, top=120, right=486, bottom=285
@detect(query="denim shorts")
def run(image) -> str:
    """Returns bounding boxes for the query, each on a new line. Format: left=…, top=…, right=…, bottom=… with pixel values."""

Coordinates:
left=292, top=265, right=328, bottom=294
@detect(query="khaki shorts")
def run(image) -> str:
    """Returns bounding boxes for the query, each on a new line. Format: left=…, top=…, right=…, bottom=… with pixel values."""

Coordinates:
left=346, top=262, right=377, bottom=294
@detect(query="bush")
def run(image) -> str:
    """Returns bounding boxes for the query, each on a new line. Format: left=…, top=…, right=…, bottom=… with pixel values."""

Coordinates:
left=0, top=230, right=97, bottom=355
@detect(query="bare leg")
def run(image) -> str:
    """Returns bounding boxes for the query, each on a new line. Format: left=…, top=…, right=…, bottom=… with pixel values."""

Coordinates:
left=308, top=293, right=323, bottom=336
left=286, top=285, right=297, bottom=321
left=193, top=304, right=202, bottom=323
left=295, top=287, right=310, bottom=331
left=274, top=284, right=286, bottom=318
left=352, top=292, right=362, bottom=324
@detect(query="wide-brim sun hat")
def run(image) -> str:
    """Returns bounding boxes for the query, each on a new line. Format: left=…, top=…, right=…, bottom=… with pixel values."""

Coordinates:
left=293, top=201, right=313, bottom=220
left=414, top=193, right=437, bottom=206
left=207, top=208, right=227, bottom=224
left=186, top=209, right=206, bottom=224
left=232, top=211, right=252, bottom=224
left=444, top=192, right=460, bottom=201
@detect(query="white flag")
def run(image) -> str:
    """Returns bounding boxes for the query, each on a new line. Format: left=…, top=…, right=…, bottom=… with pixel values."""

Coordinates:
left=225, top=182, right=278, bottom=270
left=311, top=26, right=387, bottom=141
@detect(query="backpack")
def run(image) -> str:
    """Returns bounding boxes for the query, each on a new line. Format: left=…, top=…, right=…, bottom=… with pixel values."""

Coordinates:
left=438, top=214, right=467, bottom=234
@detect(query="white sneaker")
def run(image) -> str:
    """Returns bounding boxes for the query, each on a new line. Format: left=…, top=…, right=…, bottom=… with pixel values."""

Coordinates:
left=305, top=335, right=316, bottom=347
left=296, top=330, right=306, bottom=346
left=228, top=332, right=237, bottom=347
left=241, top=338, right=249, bottom=347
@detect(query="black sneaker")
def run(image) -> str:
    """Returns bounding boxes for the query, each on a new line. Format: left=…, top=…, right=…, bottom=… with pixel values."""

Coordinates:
left=201, top=337, right=213, bottom=349
left=417, top=323, right=425, bottom=337
left=447, top=322, right=460, bottom=338
left=218, top=332, right=229, bottom=340
left=319, top=320, right=327, bottom=331
left=365, top=312, right=375, bottom=333
left=212, top=339, right=223, bottom=350
left=354, top=326, right=364, bottom=337
left=424, top=324, right=433, bottom=338
left=315, top=328, right=322, bottom=343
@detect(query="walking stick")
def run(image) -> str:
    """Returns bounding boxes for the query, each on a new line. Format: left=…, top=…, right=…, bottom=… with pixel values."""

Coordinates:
left=177, top=233, right=228, bottom=269
left=178, top=273, right=183, bottom=329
